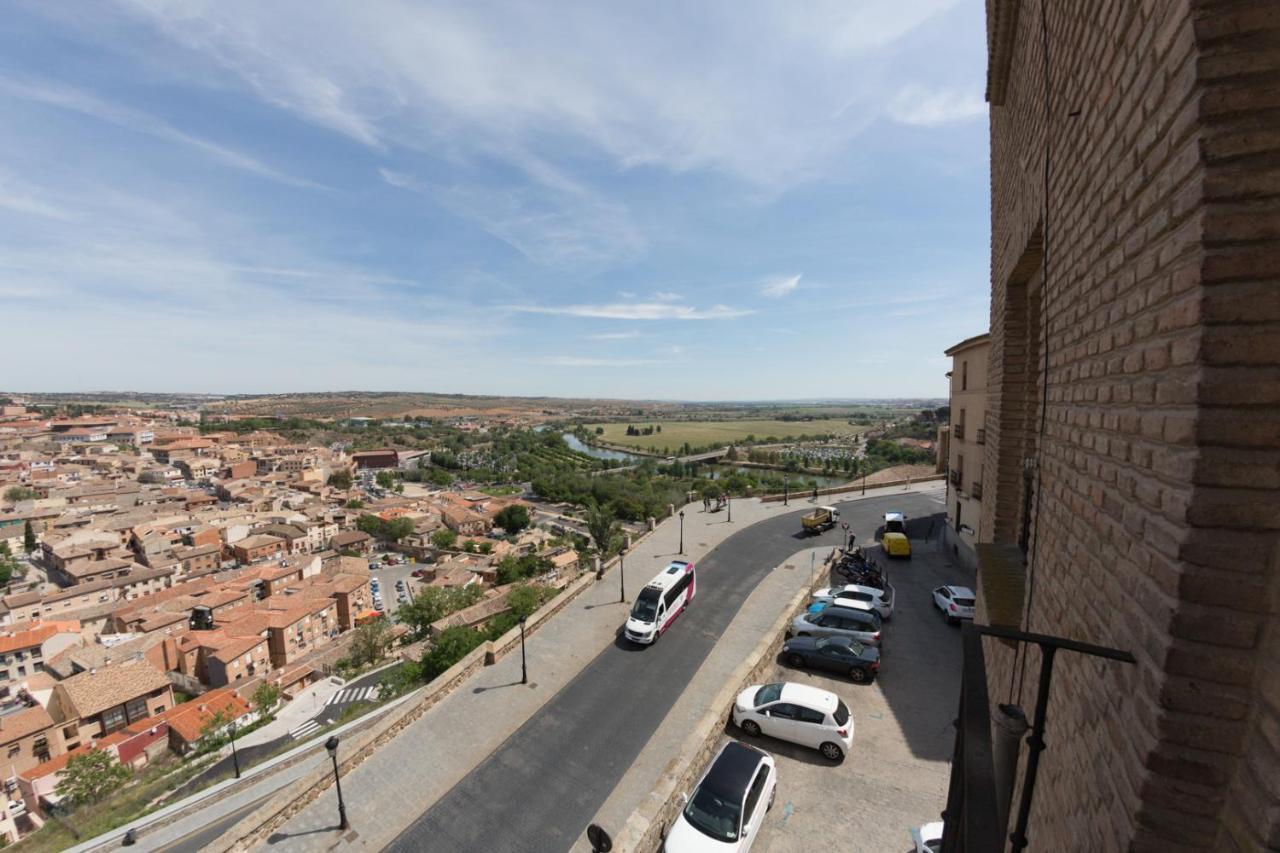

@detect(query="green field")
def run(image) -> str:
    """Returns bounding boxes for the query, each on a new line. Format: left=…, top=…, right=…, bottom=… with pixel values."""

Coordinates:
left=586, top=419, right=867, bottom=452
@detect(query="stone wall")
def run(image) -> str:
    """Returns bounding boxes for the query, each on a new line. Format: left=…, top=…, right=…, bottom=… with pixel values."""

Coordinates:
left=980, top=0, right=1280, bottom=849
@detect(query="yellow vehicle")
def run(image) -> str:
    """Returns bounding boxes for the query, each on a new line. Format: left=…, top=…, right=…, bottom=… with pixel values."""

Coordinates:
left=881, top=512, right=911, bottom=558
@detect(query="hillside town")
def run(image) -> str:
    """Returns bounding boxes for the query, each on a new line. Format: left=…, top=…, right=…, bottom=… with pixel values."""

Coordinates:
left=0, top=403, right=581, bottom=842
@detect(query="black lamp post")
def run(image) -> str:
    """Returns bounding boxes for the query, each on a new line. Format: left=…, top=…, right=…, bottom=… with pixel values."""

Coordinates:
left=726, top=493, right=732, bottom=523
left=228, top=720, right=241, bottom=779
left=325, top=735, right=348, bottom=831
left=618, top=547, right=626, bottom=604
left=678, top=510, right=684, bottom=554
left=784, top=478, right=789, bottom=506
left=519, top=614, right=528, bottom=685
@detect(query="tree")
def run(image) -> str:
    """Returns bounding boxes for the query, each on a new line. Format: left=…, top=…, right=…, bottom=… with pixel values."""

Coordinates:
left=431, top=528, right=458, bottom=550
left=23, top=520, right=36, bottom=554
left=350, top=618, right=393, bottom=667
left=376, top=470, right=396, bottom=489
left=462, top=539, right=478, bottom=554
left=426, top=468, right=453, bottom=487
left=595, top=426, right=604, bottom=435
left=327, top=469, right=353, bottom=490
left=57, top=750, right=131, bottom=806
left=507, top=583, right=543, bottom=619
left=397, top=586, right=484, bottom=640
left=585, top=503, right=622, bottom=563
left=3, top=486, right=37, bottom=503
left=356, top=514, right=385, bottom=537
left=251, top=682, right=281, bottom=715
left=420, top=625, right=487, bottom=680
left=494, top=504, right=531, bottom=536
left=345, top=499, right=364, bottom=509
left=384, top=517, right=414, bottom=542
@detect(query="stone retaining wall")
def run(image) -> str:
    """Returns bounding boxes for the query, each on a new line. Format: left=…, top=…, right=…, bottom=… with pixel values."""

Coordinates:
left=758, top=472, right=944, bottom=502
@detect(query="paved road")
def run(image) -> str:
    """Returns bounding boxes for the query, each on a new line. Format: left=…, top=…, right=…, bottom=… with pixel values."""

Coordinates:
left=385, top=493, right=942, bottom=853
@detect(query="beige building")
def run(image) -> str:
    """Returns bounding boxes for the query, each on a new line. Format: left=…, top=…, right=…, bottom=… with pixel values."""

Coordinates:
left=941, top=333, right=990, bottom=570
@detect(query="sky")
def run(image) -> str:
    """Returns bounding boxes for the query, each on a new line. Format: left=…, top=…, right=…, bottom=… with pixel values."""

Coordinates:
left=1, top=1, right=990, bottom=401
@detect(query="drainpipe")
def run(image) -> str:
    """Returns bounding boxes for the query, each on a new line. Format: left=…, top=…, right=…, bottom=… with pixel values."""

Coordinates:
left=992, top=703, right=1029, bottom=844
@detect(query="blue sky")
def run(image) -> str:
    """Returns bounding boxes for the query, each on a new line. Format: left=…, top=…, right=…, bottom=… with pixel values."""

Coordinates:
left=1, top=1, right=989, bottom=400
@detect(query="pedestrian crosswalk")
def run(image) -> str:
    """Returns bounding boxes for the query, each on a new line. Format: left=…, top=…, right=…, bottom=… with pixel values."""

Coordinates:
left=325, top=685, right=377, bottom=706
left=289, top=719, right=321, bottom=740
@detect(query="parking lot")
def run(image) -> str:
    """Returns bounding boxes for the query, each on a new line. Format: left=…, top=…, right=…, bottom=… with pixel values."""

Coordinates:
left=368, top=555, right=428, bottom=616
left=736, top=520, right=969, bottom=852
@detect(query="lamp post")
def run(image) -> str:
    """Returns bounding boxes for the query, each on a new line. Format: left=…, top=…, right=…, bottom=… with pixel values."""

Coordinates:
left=228, top=720, right=241, bottom=779
left=519, top=614, right=528, bottom=685
left=618, top=547, right=626, bottom=603
left=678, top=511, right=684, bottom=554
left=325, top=735, right=348, bottom=831
left=727, top=493, right=732, bottom=523
left=784, top=478, right=789, bottom=506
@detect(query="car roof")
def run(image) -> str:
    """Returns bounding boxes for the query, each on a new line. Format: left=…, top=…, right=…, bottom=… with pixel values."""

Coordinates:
left=826, top=604, right=879, bottom=622
left=831, top=597, right=876, bottom=613
left=882, top=531, right=908, bottom=540
left=884, top=511, right=904, bottom=521
left=946, top=585, right=975, bottom=597
left=839, top=584, right=883, bottom=597
left=778, top=682, right=837, bottom=711
left=701, top=741, right=766, bottom=800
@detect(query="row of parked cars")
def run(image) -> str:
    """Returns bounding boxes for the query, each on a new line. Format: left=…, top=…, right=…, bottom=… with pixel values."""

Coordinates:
left=664, top=513, right=973, bottom=852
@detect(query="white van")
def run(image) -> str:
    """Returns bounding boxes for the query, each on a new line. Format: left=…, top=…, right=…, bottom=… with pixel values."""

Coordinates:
left=625, top=560, right=697, bottom=644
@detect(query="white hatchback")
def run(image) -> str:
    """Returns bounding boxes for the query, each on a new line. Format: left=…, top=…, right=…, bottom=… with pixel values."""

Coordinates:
left=812, top=583, right=895, bottom=619
left=933, top=585, right=976, bottom=623
left=732, top=682, right=853, bottom=761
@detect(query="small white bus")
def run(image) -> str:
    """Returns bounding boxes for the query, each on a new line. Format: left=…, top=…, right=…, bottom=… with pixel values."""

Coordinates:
left=624, top=560, right=697, bottom=644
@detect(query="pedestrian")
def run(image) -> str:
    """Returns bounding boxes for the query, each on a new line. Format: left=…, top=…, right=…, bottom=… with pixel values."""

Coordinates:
left=812, top=485, right=818, bottom=500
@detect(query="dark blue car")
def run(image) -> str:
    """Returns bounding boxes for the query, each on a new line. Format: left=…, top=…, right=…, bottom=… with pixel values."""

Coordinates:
left=782, top=635, right=880, bottom=684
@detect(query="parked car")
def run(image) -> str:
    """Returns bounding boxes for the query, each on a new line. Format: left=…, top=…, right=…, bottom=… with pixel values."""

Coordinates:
left=369, top=561, right=382, bottom=570
left=664, top=740, right=776, bottom=852
left=782, top=635, right=880, bottom=684
left=911, top=821, right=944, bottom=852
left=790, top=604, right=882, bottom=646
left=6, top=798, right=26, bottom=817
left=411, top=568, right=426, bottom=578
left=881, top=512, right=911, bottom=558
left=933, top=585, right=976, bottom=624
left=732, top=682, right=853, bottom=760
left=812, top=583, right=895, bottom=619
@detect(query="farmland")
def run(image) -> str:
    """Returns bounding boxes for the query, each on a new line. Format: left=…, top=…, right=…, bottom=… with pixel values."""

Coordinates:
left=584, top=418, right=868, bottom=453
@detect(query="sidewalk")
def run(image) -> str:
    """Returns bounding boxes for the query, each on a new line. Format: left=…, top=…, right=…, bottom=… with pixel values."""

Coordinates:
left=236, top=676, right=346, bottom=749
left=260, top=483, right=943, bottom=852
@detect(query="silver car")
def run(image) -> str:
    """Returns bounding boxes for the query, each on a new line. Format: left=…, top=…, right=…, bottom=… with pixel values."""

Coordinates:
left=790, top=605, right=882, bottom=647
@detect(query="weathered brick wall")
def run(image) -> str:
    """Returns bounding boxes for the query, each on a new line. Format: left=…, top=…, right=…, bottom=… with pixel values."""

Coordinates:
left=982, top=0, right=1280, bottom=849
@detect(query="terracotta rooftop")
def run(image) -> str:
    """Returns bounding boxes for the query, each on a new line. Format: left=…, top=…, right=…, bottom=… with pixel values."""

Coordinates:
left=0, top=706, right=56, bottom=746
left=55, top=660, right=171, bottom=719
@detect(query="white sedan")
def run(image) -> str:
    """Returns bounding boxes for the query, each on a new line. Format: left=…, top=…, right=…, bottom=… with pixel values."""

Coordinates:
left=932, top=585, right=976, bottom=624
left=731, top=682, right=853, bottom=761
left=812, top=583, right=895, bottom=619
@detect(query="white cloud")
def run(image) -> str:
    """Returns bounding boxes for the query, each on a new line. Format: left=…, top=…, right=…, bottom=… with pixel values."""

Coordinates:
left=588, top=330, right=641, bottom=340
left=513, top=302, right=751, bottom=321
left=652, top=291, right=682, bottom=302
left=0, top=77, right=321, bottom=189
left=539, top=356, right=665, bottom=367
left=761, top=273, right=801, bottom=298
left=886, top=85, right=986, bottom=126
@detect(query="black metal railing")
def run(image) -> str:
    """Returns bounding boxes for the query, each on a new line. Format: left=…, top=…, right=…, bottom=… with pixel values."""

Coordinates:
left=941, top=623, right=1134, bottom=852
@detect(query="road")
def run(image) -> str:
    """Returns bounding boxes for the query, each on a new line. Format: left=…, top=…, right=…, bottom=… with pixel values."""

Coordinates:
left=385, top=492, right=943, bottom=853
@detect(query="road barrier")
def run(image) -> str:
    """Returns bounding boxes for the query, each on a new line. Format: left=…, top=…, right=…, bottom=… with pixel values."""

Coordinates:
left=611, top=547, right=837, bottom=852
left=758, top=472, right=944, bottom=503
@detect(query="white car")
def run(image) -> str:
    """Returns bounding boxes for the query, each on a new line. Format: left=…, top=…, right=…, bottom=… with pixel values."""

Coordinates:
left=6, top=798, right=25, bottom=817
left=665, top=741, right=776, bottom=852
left=911, top=821, right=944, bottom=852
left=812, top=583, right=895, bottom=619
left=933, top=585, right=976, bottom=624
left=731, top=682, right=853, bottom=761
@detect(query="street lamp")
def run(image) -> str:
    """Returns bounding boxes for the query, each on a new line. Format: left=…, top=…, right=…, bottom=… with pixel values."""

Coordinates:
left=784, top=478, right=789, bottom=506
left=228, top=720, right=241, bottom=779
left=727, top=493, right=732, bottom=523
left=678, top=511, right=685, bottom=554
left=325, top=736, right=348, bottom=831
left=519, top=614, right=528, bottom=685
left=618, top=547, right=627, bottom=604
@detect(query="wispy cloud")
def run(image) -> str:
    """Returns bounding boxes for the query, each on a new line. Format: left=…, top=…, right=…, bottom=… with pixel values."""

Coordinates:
left=539, top=355, right=666, bottom=367
left=761, top=274, right=801, bottom=298
left=652, top=291, right=682, bottom=302
left=588, top=330, right=641, bottom=340
left=513, top=302, right=751, bottom=321
left=0, top=77, right=321, bottom=189
left=886, top=85, right=985, bottom=126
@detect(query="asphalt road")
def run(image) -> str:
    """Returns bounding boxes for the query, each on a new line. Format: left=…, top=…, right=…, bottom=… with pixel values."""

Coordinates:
left=385, top=493, right=943, bottom=853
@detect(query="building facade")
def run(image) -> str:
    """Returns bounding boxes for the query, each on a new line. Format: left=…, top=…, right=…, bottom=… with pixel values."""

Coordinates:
left=942, top=333, right=991, bottom=570
left=975, top=0, right=1280, bottom=849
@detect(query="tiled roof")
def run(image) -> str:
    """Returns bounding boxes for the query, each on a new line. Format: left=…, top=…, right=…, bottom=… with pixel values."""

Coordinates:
left=0, top=621, right=81, bottom=654
left=0, top=706, right=55, bottom=746
left=56, top=660, right=171, bottom=719
left=153, top=688, right=251, bottom=743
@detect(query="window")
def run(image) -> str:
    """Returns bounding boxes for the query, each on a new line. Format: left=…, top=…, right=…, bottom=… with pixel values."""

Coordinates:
left=743, top=768, right=769, bottom=825
left=768, top=703, right=799, bottom=720
left=663, top=573, right=692, bottom=609
left=834, top=701, right=850, bottom=727
left=102, top=705, right=126, bottom=733
left=796, top=707, right=825, bottom=724
left=33, top=736, right=49, bottom=762
left=6, top=746, right=18, bottom=758
left=962, top=360, right=968, bottom=391
left=63, top=725, right=77, bottom=739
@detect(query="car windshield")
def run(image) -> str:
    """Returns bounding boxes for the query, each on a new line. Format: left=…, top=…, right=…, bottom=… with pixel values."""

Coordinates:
left=683, top=787, right=740, bottom=842
left=631, top=587, right=660, bottom=622
left=834, top=700, right=850, bottom=727
left=753, top=683, right=784, bottom=706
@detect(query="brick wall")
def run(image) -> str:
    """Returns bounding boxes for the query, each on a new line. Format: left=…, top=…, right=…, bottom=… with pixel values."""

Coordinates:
left=981, top=0, right=1280, bottom=849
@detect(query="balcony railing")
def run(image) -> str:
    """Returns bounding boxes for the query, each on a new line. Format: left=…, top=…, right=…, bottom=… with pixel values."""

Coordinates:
left=954, top=423, right=966, bottom=440
left=975, top=428, right=986, bottom=445
left=971, top=482, right=983, bottom=500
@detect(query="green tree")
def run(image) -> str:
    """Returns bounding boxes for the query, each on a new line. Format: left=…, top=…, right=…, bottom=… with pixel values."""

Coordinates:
left=4, top=486, right=37, bottom=503
left=477, top=541, right=493, bottom=555
left=462, top=539, right=478, bottom=554
left=384, top=517, right=414, bottom=542
left=426, top=468, right=454, bottom=487
left=251, top=682, right=281, bottom=715
left=507, top=583, right=543, bottom=619
left=397, top=586, right=484, bottom=640
left=356, top=514, right=386, bottom=537
left=327, top=469, right=353, bottom=490
left=494, top=504, right=531, bottom=536
left=376, top=470, right=396, bottom=489
left=585, top=502, right=622, bottom=569
left=23, top=520, right=36, bottom=553
left=345, top=499, right=365, bottom=509
left=420, top=626, right=487, bottom=680
left=349, top=617, right=393, bottom=666
left=431, top=528, right=458, bottom=550
left=56, top=750, right=131, bottom=807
